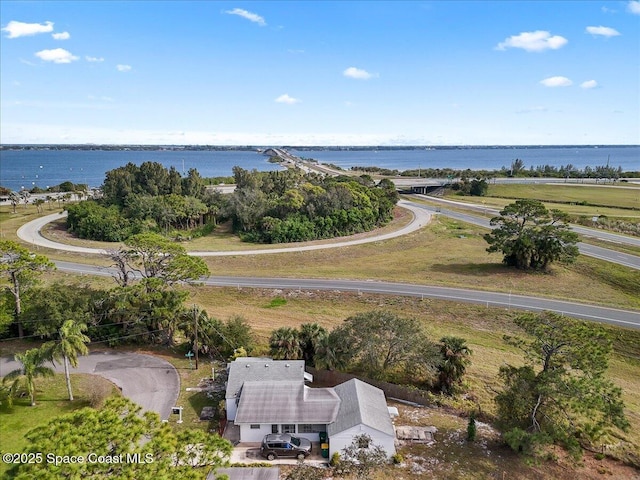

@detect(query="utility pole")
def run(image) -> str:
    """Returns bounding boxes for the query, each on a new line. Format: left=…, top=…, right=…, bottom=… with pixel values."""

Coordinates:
left=194, top=304, right=199, bottom=370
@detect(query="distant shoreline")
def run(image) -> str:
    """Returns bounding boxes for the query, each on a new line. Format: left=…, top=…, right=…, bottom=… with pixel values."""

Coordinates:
left=1, top=144, right=638, bottom=152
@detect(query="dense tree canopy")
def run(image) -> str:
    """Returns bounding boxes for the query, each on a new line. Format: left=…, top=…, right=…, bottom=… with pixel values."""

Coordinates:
left=484, top=199, right=579, bottom=270
left=7, top=396, right=232, bottom=479
left=226, top=167, right=399, bottom=243
left=66, top=162, right=213, bottom=241
left=496, top=312, right=628, bottom=457
left=314, top=311, right=440, bottom=383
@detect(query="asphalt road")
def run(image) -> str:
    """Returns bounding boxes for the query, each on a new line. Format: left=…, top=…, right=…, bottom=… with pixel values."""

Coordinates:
left=0, top=351, right=180, bottom=419
left=52, top=261, right=640, bottom=330
left=406, top=199, right=640, bottom=270
left=12, top=199, right=640, bottom=331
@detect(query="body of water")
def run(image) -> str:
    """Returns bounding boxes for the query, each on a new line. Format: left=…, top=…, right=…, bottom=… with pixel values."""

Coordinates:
left=0, top=149, right=282, bottom=192
left=292, top=146, right=640, bottom=173
left=1, top=146, right=638, bottom=193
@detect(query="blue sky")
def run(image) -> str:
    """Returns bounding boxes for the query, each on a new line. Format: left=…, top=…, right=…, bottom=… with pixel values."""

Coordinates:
left=1, top=1, right=639, bottom=145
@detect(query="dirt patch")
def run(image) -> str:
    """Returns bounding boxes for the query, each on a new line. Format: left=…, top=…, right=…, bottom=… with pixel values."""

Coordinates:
left=391, top=402, right=640, bottom=480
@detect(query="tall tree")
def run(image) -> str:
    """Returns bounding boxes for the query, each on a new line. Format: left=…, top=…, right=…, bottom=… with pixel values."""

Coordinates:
left=119, top=232, right=209, bottom=287
left=43, top=319, right=91, bottom=401
left=7, top=396, right=232, bottom=479
left=314, top=329, right=352, bottom=372
left=495, top=312, right=628, bottom=457
left=269, top=327, right=302, bottom=360
left=334, top=311, right=439, bottom=381
left=0, top=240, right=55, bottom=337
left=484, top=199, right=579, bottom=270
left=299, top=322, right=328, bottom=366
left=436, top=336, right=472, bottom=394
left=3, top=348, right=55, bottom=406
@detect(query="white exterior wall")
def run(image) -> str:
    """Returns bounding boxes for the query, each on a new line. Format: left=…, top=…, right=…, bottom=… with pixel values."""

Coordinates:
left=238, top=424, right=323, bottom=443
left=328, top=424, right=395, bottom=459
left=239, top=423, right=273, bottom=442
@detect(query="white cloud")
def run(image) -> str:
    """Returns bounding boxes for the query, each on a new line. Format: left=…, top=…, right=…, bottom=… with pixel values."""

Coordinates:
left=586, top=26, right=621, bottom=37
left=580, top=80, right=598, bottom=89
left=540, top=76, right=573, bottom=87
left=2, top=20, right=53, bottom=38
left=116, top=64, right=132, bottom=72
left=496, top=30, right=568, bottom=52
left=275, top=94, right=300, bottom=104
left=343, top=66, right=375, bottom=80
left=35, top=48, right=78, bottom=64
left=52, top=31, right=70, bottom=40
left=628, top=1, right=640, bottom=14
left=85, top=56, right=104, bottom=62
left=225, top=8, right=266, bottom=26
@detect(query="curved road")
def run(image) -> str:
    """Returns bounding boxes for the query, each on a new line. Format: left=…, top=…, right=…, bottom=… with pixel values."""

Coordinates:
left=17, top=199, right=639, bottom=269
left=0, top=351, right=179, bottom=419
left=16, top=200, right=432, bottom=256
left=408, top=198, right=640, bottom=270
left=13, top=201, right=640, bottom=329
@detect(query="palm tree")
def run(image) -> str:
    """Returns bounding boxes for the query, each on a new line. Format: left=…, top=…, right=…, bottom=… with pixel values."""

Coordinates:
left=299, top=323, right=328, bottom=366
left=33, top=198, right=45, bottom=213
left=3, top=348, right=54, bottom=406
left=43, top=320, right=90, bottom=401
left=269, top=327, right=302, bottom=360
left=437, top=336, right=472, bottom=394
left=313, top=330, right=351, bottom=371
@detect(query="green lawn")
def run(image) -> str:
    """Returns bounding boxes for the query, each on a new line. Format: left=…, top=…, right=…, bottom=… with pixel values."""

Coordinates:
left=0, top=374, right=119, bottom=476
left=484, top=183, right=640, bottom=210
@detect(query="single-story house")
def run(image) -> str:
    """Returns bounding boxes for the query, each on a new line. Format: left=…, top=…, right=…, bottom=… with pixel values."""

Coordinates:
left=327, top=378, right=396, bottom=458
left=230, top=366, right=396, bottom=457
left=234, top=380, right=340, bottom=442
left=225, top=357, right=312, bottom=421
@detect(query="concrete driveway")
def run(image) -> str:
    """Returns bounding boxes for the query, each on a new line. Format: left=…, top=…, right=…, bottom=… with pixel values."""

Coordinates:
left=0, top=351, right=180, bottom=419
left=230, top=442, right=328, bottom=466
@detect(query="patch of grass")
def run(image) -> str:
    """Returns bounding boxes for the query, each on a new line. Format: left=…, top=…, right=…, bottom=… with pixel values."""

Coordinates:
left=182, top=286, right=640, bottom=442
left=375, top=404, right=640, bottom=479
left=264, top=297, right=287, bottom=308
left=485, top=183, right=640, bottom=211
left=0, top=373, right=119, bottom=476
left=193, top=216, right=640, bottom=310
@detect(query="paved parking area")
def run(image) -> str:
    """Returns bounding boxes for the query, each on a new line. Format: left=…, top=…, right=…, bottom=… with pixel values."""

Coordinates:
left=230, top=442, right=329, bottom=466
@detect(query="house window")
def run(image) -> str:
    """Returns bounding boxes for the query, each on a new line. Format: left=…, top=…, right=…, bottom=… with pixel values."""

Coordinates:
left=282, top=424, right=296, bottom=434
left=299, top=424, right=327, bottom=433
left=250, top=424, right=260, bottom=430
left=271, top=424, right=279, bottom=434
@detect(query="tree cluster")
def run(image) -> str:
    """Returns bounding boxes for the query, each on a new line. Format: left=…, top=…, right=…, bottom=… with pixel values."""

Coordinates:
left=66, top=162, right=219, bottom=241
left=269, top=312, right=472, bottom=391
left=495, top=312, right=628, bottom=457
left=484, top=199, right=579, bottom=270
left=226, top=167, right=399, bottom=243
left=451, top=177, right=488, bottom=196
left=6, top=397, right=232, bottom=480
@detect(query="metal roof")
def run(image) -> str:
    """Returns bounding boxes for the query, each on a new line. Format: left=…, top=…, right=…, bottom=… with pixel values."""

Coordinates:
left=225, top=358, right=307, bottom=400
left=235, top=380, right=340, bottom=424
left=328, top=378, right=395, bottom=437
